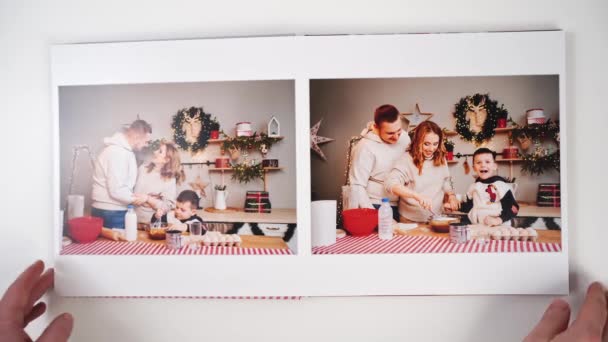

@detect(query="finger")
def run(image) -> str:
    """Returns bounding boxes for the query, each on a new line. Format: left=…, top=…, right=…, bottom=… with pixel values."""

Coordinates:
left=24, top=302, right=46, bottom=327
left=26, top=268, right=54, bottom=312
left=603, top=316, right=608, bottom=342
left=37, top=313, right=73, bottom=342
left=524, top=298, right=571, bottom=342
left=603, top=289, right=608, bottom=342
left=0, top=260, right=45, bottom=321
left=571, top=282, right=607, bottom=339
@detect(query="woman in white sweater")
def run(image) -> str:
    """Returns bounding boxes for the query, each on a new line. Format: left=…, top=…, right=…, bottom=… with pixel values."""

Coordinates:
left=385, top=121, right=460, bottom=222
left=134, top=141, right=185, bottom=223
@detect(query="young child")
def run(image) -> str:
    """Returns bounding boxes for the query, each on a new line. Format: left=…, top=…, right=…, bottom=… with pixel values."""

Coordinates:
left=457, top=148, right=519, bottom=226
left=151, top=190, right=205, bottom=232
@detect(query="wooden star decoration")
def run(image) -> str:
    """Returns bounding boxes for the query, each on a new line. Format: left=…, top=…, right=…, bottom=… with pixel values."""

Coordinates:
left=402, top=103, right=434, bottom=129
left=310, top=119, right=334, bottom=161
left=189, top=176, right=209, bottom=198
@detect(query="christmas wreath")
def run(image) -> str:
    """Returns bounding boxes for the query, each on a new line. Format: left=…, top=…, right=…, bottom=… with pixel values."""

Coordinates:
left=510, top=119, right=560, bottom=175
left=453, top=93, right=508, bottom=145
left=231, top=162, right=264, bottom=184
left=172, top=107, right=215, bottom=153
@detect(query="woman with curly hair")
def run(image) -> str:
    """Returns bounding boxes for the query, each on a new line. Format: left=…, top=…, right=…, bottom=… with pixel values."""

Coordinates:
left=385, top=121, right=460, bottom=222
left=134, top=141, right=185, bottom=223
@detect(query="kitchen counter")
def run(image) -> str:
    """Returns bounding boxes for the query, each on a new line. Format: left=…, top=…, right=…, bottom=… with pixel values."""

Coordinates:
left=198, top=208, right=297, bottom=224
left=395, top=224, right=561, bottom=244
left=99, top=230, right=289, bottom=249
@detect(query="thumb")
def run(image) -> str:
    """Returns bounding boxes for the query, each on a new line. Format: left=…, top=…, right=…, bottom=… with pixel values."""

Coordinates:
left=524, top=299, right=571, bottom=342
left=37, top=313, right=73, bottom=342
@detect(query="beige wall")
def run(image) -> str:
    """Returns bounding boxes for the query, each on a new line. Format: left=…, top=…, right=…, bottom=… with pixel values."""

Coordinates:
left=59, top=80, right=296, bottom=211
left=310, top=75, right=560, bottom=203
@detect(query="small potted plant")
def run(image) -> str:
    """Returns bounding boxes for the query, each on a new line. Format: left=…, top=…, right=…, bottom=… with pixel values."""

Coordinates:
left=497, top=106, right=509, bottom=128
left=444, top=139, right=455, bottom=161
left=209, top=117, right=221, bottom=140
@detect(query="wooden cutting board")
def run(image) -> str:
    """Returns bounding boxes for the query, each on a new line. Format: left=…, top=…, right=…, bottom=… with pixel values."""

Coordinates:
left=204, top=207, right=241, bottom=213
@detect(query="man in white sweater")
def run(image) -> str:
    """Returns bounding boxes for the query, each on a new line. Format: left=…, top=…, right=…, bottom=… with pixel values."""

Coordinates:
left=348, top=104, right=411, bottom=221
left=91, top=120, right=152, bottom=228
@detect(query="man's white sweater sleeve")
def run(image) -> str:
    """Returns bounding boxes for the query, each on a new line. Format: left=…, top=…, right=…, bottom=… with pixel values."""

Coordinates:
left=384, top=155, right=410, bottom=195
left=105, top=152, right=134, bottom=205
left=349, top=145, right=375, bottom=209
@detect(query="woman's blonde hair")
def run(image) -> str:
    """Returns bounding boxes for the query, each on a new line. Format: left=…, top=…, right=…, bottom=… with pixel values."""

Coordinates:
left=146, top=141, right=185, bottom=185
left=408, top=121, right=446, bottom=175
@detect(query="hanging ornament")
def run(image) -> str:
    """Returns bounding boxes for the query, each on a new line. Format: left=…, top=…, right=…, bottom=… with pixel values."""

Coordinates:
left=259, top=143, right=268, bottom=157
left=310, top=119, right=334, bottom=161
left=516, top=132, right=533, bottom=150
left=229, top=147, right=240, bottom=161
left=190, top=175, right=209, bottom=199
left=402, top=103, right=434, bottom=129
left=463, top=156, right=471, bottom=175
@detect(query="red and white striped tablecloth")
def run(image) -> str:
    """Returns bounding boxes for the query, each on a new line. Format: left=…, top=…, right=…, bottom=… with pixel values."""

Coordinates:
left=312, top=235, right=561, bottom=254
left=70, top=295, right=301, bottom=300
left=61, top=240, right=292, bottom=255
left=60, top=241, right=298, bottom=299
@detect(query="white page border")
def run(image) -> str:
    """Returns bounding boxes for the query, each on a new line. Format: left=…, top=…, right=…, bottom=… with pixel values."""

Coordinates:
left=52, top=31, right=568, bottom=296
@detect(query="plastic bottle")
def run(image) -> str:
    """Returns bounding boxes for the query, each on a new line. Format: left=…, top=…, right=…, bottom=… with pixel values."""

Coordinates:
left=378, top=198, right=393, bottom=240
left=125, top=205, right=138, bottom=242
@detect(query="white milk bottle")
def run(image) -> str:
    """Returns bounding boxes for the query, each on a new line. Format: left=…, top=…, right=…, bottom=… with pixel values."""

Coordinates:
left=125, top=205, right=138, bottom=242
left=378, top=198, right=393, bottom=240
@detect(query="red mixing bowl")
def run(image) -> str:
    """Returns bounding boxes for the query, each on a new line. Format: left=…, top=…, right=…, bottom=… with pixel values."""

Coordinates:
left=68, top=216, right=102, bottom=243
left=342, top=208, right=378, bottom=236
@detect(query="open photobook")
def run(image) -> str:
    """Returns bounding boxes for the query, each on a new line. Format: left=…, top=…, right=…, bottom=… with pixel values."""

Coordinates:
left=52, top=31, right=567, bottom=297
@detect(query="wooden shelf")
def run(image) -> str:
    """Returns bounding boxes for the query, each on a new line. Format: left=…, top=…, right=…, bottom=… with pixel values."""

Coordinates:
left=447, top=160, right=458, bottom=164
left=207, top=135, right=286, bottom=192
left=494, top=127, right=516, bottom=133
left=443, top=129, right=458, bottom=137
left=209, top=136, right=285, bottom=143
left=209, top=167, right=284, bottom=171
left=496, top=157, right=523, bottom=162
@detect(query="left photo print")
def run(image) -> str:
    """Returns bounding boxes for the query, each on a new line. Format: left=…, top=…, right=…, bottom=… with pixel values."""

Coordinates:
left=58, top=80, right=298, bottom=256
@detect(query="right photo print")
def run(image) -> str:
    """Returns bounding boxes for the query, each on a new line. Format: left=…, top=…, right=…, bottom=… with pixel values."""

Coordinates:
left=310, top=76, right=562, bottom=254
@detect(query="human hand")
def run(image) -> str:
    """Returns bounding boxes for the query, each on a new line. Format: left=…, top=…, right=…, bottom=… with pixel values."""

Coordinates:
left=154, top=208, right=165, bottom=219
left=0, top=260, right=73, bottom=342
left=483, top=216, right=502, bottom=226
left=132, top=193, right=148, bottom=206
left=447, top=194, right=460, bottom=211
left=524, top=282, right=607, bottom=342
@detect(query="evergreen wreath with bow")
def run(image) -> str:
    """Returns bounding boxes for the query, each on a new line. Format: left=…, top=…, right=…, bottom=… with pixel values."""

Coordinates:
left=512, top=119, right=560, bottom=175
left=453, top=93, right=508, bottom=145
left=221, top=132, right=281, bottom=153
left=172, top=106, right=216, bottom=153
left=231, top=162, right=264, bottom=183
